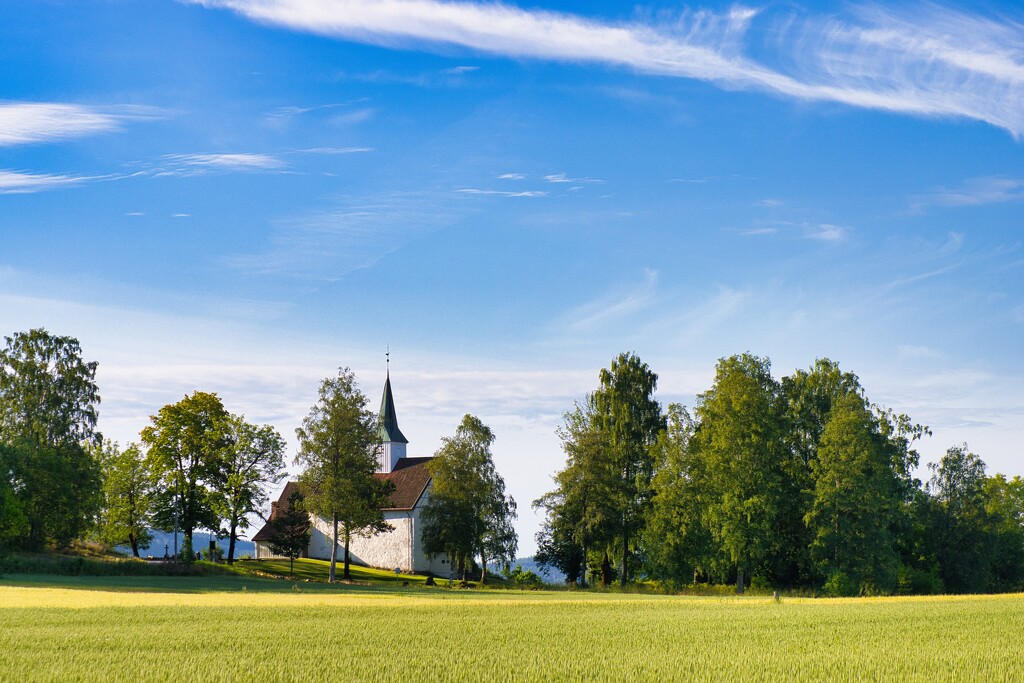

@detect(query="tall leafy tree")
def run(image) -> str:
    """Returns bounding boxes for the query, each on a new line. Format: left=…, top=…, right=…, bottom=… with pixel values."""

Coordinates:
left=644, top=404, right=720, bottom=587
left=422, top=414, right=517, bottom=582
left=694, top=353, right=786, bottom=593
left=591, top=352, right=664, bottom=587
left=535, top=399, right=617, bottom=586
left=98, top=441, right=154, bottom=557
left=142, top=391, right=229, bottom=548
left=0, top=444, right=28, bottom=552
left=0, top=328, right=102, bottom=549
left=874, top=406, right=931, bottom=585
left=983, top=474, right=1024, bottom=591
left=267, top=489, right=311, bottom=576
left=927, top=444, right=993, bottom=593
left=295, top=368, right=393, bottom=582
left=778, top=359, right=865, bottom=584
left=805, top=393, right=900, bottom=594
left=0, top=328, right=100, bottom=448
left=210, top=415, right=286, bottom=564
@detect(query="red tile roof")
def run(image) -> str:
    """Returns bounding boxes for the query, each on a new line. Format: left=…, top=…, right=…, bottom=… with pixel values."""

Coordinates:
left=250, top=458, right=432, bottom=542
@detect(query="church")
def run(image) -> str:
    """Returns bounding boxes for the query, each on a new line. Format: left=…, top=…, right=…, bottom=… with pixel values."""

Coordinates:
left=252, top=373, right=450, bottom=575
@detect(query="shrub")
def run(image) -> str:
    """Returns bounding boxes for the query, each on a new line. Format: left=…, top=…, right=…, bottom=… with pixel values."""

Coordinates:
left=506, top=564, right=544, bottom=589
left=823, top=570, right=857, bottom=597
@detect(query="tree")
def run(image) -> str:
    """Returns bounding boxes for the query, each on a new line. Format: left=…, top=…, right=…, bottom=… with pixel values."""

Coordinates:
left=0, top=444, right=28, bottom=553
left=535, top=398, right=617, bottom=587
left=0, top=329, right=103, bottom=549
left=927, top=444, right=993, bottom=593
left=982, top=474, right=1024, bottom=591
left=644, top=404, right=720, bottom=587
left=805, top=393, right=900, bottom=595
left=421, top=414, right=517, bottom=582
left=533, top=510, right=586, bottom=586
left=98, top=441, right=154, bottom=557
left=267, top=489, right=311, bottom=576
left=142, top=391, right=229, bottom=548
left=694, top=353, right=787, bottom=593
left=591, top=352, right=664, bottom=587
left=778, top=359, right=866, bottom=585
left=295, top=368, right=393, bottom=582
left=0, top=328, right=100, bottom=448
left=210, top=415, right=286, bottom=564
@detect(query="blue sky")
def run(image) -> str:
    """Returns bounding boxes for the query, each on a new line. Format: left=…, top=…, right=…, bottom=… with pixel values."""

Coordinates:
left=2, top=0, right=1022, bottom=554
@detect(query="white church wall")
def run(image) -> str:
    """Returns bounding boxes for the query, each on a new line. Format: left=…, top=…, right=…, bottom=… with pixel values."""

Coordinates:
left=379, top=442, right=407, bottom=473
left=253, top=541, right=277, bottom=559
left=410, top=487, right=451, bottom=577
left=307, top=511, right=418, bottom=572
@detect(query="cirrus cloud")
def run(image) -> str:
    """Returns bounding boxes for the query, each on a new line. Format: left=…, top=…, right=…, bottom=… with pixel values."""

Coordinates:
left=186, top=0, right=1024, bottom=137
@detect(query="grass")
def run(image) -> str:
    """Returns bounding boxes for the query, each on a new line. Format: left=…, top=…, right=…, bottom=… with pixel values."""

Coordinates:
left=230, top=557, right=435, bottom=584
left=229, top=557, right=508, bottom=587
left=0, top=551, right=219, bottom=577
left=2, top=574, right=1022, bottom=681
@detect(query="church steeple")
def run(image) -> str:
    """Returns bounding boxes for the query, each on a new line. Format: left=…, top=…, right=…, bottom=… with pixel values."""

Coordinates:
left=377, top=354, right=408, bottom=472
left=379, top=372, right=408, bottom=445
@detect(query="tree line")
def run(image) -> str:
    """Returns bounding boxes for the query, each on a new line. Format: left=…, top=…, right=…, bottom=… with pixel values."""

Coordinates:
left=535, top=352, right=1024, bottom=595
left=0, top=328, right=287, bottom=563
left=0, top=328, right=516, bottom=583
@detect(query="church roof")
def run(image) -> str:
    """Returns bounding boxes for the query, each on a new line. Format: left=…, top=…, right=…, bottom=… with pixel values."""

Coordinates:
left=378, top=374, right=409, bottom=444
left=251, top=481, right=300, bottom=542
left=377, top=458, right=432, bottom=510
left=251, top=457, right=433, bottom=541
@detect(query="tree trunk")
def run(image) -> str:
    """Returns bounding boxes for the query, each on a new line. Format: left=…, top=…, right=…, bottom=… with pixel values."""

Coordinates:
left=581, top=541, right=588, bottom=588
left=736, top=567, right=746, bottom=594
left=228, top=521, right=237, bottom=564
left=329, top=514, right=338, bottom=583
left=129, top=535, right=140, bottom=558
left=343, top=528, right=351, bottom=580
left=621, top=514, right=628, bottom=587
left=601, top=550, right=612, bottom=588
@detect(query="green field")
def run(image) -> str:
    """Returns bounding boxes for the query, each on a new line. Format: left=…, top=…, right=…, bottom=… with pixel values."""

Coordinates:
left=2, top=574, right=1022, bottom=681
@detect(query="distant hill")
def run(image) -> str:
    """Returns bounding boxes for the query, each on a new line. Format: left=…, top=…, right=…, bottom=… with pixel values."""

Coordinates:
left=119, top=530, right=255, bottom=560
left=511, top=557, right=566, bottom=585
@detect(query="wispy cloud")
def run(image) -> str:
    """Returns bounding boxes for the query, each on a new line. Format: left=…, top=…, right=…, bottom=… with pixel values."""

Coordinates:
left=737, top=222, right=846, bottom=241
left=457, top=188, right=547, bottom=197
left=914, top=176, right=1024, bottom=208
left=498, top=173, right=526, bottom=180
left=444, top=65, right=479, bottom=74
left=0, top=102, right=163, bottom=146
left=0, top=169, right=93, bottom=194
left=298, top=146, right=374, bottom=154
left=189, top=0, right=1024, bottom=136
left=559, top=269, right=659, bottom=333
left=670, top=175, right=757, bottom=184
left=157, top=153, right=285, bottom=175
left=330, top=108, right=376, bottom=125
left=544, top=173, right=603, bottom=184
left=806, top=224, right=846, bottom=241
left=898, top=344, right=943, bottom=359
left=0, top=102, right=121, bottom=146
left=225, top=192, right=451, bottom=279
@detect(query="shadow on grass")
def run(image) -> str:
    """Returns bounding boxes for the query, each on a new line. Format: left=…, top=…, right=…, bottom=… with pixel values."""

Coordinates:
left=0, top=556, right=514, bottom=596
left=0, top=571, right=447, bottom=596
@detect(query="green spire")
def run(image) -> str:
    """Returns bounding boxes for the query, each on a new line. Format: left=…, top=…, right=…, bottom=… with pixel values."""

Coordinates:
left=379, top=372, right=408, bottom=444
